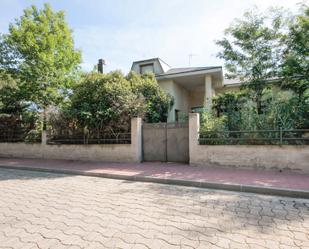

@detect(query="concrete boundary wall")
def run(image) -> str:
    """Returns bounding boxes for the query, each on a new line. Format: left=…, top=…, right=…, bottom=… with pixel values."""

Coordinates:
left=0, top=118, right=142, bottom=163
left=189, top=113, right=309, bottom=173
left=1, top=114, right=308, bottom=170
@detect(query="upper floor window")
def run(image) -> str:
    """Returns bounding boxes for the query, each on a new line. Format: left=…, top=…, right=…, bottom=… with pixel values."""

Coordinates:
left=140, top=63, right=154, bottom=74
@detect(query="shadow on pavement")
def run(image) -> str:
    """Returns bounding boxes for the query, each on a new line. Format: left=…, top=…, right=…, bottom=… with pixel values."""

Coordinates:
left=0, top=167, right=69, bottom=181
left=113, top=179, right=309, bottom=238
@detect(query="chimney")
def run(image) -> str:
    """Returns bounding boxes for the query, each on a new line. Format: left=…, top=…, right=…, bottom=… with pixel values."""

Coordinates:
left=98, top=59, right=105, bottom=73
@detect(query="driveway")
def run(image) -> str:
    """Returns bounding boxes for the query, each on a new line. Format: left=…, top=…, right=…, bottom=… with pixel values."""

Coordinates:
left=0, top=168, right=308, bottom=249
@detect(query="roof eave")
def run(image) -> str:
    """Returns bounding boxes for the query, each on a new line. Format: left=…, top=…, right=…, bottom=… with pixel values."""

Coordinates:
left=223, top=83, right=243, bottom=88
left=156, top=67, right=222, bottom=80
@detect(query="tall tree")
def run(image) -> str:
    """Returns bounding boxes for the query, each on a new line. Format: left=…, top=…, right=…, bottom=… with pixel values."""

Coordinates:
left=0, top=4, right=81, bottom=129
left=216, top=8, right=287, bottom=113
left=281, top=5, right=309, bottom=95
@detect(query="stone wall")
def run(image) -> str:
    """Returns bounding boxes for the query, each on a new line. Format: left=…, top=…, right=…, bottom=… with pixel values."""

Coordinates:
left=189, top=113, right=309, bottom=173
left=0, top=118, right=142, bottom=163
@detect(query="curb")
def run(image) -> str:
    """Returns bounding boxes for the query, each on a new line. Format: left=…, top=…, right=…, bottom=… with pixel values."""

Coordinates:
left=0, top=164, right=308, bottom=199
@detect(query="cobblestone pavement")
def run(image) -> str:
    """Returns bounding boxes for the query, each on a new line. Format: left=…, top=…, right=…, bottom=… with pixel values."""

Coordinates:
left=0, top=168, right=308, bottom=249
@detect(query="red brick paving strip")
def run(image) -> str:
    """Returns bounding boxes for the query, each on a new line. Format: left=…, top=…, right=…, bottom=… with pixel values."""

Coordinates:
left=0, top=157, right=308, bottom=191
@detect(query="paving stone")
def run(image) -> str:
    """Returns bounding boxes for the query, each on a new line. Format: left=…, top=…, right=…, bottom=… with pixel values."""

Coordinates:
left=0, top=168, right=308, bottom=249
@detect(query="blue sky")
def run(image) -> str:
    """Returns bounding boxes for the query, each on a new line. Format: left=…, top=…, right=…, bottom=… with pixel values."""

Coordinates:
left=0, top=0, right=301, bottom=73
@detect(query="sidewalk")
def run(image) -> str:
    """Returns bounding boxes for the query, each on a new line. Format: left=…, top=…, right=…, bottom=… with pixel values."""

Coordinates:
left=0, top=157, right=308, bottom=198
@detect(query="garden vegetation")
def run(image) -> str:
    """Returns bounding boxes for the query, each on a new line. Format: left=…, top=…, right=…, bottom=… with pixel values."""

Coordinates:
left=200, top=4, right=308, bottom=144
left=0, top=4, right=173, bottom=141
left=0, top=3, right=307, bottom=143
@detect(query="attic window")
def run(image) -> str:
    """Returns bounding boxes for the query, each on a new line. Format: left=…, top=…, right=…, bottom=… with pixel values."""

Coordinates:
left=140, top=63, right=154, bottom=74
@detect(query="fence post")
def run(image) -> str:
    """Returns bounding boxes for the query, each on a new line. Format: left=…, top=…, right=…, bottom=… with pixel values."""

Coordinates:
left=131, top=117, right=143, bottom=162
left=165, top=123, right=168, bottom=162
left=189, top=113, right=200, bottom=164
left=41, top=130, right=47, bottom=145
left=280, top=127, right=283, bottom=145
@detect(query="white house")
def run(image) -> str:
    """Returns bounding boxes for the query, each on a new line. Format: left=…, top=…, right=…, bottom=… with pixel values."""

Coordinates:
left=131, top=58, right=240, bottom=122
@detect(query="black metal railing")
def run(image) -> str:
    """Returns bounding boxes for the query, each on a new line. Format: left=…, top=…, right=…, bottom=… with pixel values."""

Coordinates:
left=0, top=130, right=41, bottom=143
left=199, top=129, right=309, bottom=145
left=47, top=131, right=131, bottom=145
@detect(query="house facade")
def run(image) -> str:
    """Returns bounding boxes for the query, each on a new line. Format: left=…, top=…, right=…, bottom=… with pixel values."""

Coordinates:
left=131, top=58, right=240, bottom=122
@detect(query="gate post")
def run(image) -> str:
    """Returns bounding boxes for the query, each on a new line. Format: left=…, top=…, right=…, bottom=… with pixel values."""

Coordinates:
left=189, top=113, right=199, bottom=164
left=131, top=117, right=143, bottom=162
left=41, top=130, right=47, bottom=145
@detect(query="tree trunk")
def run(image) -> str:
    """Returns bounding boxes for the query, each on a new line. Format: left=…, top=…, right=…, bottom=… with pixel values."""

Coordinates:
left=256, top=91, right=263, bottom=115
left=43, top=108, right=47, bottom=131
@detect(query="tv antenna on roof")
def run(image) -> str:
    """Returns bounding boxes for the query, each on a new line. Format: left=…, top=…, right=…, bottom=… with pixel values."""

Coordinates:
left=188, top=53, right=197, bottom=66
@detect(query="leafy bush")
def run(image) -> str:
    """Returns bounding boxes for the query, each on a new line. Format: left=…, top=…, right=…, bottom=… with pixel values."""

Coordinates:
left=67, top=71, right=144, bottom=133
left=24, top=129, right=41, bottom=143
left=258, top=88, right=305, bottom=129
left=199, top=111, right=228, bottom=145
left=202, top=87, right=308, bottom=145
left=212, top=87, right=308, bottom=131
left=48, top=71, right=174, bottom=136
left=213, top=91, right=248, bottom=130
left=178, top=111, right=189, bottom=123
left=127, top=72, right=173, bottom=123
left=0, top=101, right=41, bottom=143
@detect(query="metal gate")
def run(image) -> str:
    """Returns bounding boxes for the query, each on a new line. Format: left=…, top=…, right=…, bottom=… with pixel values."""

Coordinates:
left=142, top=122, right=189, bottom=163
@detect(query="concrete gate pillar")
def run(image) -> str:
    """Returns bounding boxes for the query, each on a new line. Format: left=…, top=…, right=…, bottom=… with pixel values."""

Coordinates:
left=131, top=117, right=143, bottom=162
left=189, top=113, right=200, bottom=164
left=41, top=130, right=47, bottom=145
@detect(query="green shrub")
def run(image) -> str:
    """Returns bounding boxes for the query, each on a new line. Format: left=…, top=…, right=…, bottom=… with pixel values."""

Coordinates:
left=68, top=71, right=144, bottom=132
left=199, top=111, right=228, bottom=145
left=127, top=72, right=173, bottom=123
left=24, top=129, right=41, bottom=143
left=52, top=71, right=174, bottom=134
left=202, top=87, right=308, bottom=145
left=213, top=87, right=308, bottom=131
left=213, top=91, right=248, bottom=131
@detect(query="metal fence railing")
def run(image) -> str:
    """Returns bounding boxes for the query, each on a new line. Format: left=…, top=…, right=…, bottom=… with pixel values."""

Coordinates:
left=47, top=131, right=131, bottom=145
left=0, top=130, right=41, bottom=143
left=199, top=129, right=309, bottom=145
left=0, top=128, right=131, bottom=145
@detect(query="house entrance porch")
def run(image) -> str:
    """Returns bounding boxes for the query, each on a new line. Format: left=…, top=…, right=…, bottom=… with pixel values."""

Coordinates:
left=157, top=68, right=223, bottom=122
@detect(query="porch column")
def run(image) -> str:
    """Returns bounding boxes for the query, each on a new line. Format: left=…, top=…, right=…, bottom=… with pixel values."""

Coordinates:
left=204, top=75, right=213, bottom=110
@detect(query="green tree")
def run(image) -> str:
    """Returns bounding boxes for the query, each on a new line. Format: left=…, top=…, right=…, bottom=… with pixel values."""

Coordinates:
left=216, top=8, right=287, bottom=113
left=0, top=4, right=81, bottom=129
left=281, top=5, right=309, bottom=95
left=0, top=34, right=19, bottom=90
left=127, top=71, right=173, bottom=123
left=213, top=91, right=248, bottom=130
left=68, top=71, right=144, bottom=132
left=0, top=70, right=16, bottom=90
